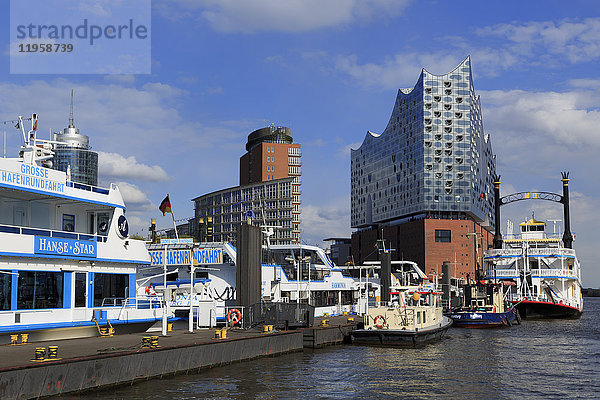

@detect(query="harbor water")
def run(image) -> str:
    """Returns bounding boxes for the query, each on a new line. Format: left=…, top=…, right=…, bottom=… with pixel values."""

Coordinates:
left=60, top=298, right=600, bottom=400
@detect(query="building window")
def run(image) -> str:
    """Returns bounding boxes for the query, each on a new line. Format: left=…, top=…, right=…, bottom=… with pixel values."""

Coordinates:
left=435, top=230, right=451, bottom=243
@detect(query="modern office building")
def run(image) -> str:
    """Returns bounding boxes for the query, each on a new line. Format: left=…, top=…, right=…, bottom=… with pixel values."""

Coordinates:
left=192, top=177, right=296, bottom=246
left=324, top=238, right=352, bottom=266
left=191, top=125, right=302, bottom=245
left=52, top=92, right=98, bottom=186
left=350, top=56, right=496, bottom=279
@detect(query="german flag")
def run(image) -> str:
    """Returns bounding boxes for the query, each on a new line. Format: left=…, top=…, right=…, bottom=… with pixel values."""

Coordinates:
left=159, top=195, right=172, bottom=216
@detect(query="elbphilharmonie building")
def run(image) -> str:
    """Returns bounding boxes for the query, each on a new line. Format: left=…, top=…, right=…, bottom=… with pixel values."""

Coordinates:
left=350, top=57, right=496, bottom=278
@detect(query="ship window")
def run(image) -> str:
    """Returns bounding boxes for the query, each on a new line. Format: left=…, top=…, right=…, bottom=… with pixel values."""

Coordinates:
left=62, top=214, right=75, bottom=232
left=17, top=271, right=64, bottom=309
left=0, top=272, right=11, bottom=310
left=417, top=311, right=421, bottom=324
left=435, top=229, right=451, bottom=243
left=93, top=273, right=128, bottom=307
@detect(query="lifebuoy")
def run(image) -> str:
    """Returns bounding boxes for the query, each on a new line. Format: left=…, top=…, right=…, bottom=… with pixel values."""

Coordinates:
left=227, top=308, right=242, bottom=325
left=374, top=315, right=386, bottom=329
left=145, top=285, right=151, bottom=295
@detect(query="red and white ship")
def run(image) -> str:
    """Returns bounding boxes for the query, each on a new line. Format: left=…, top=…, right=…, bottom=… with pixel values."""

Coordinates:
left=484, top=218, right=583, bottom=319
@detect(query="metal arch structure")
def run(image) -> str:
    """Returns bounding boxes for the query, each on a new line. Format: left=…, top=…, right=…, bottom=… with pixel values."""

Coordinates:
left=492, top=172, right=573, bottom=250
left=500, top=191, right=563, bottom=206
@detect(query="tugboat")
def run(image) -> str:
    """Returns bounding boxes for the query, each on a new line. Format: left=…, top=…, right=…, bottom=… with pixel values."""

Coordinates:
left=351, top=262, right=452, bottom=346
left=447, top=282, right=520, bottom=328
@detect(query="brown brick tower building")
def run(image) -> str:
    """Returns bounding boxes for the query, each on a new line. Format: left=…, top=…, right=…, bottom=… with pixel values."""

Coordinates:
left=192, top=125, right=302, bottom=245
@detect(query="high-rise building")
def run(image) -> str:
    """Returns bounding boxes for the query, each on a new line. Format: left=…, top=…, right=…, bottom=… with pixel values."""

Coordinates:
left=192, top=178, right=296, bottom=245
left=52, top=91, right=98, bottom=187
left=191, top=125, right=302, bottom=245
left=350, top=57, right=496, bottom=280
left=240, top=126, right=301, bottom=241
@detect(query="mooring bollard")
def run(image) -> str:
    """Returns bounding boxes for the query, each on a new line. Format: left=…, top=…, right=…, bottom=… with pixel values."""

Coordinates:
left=220, top=329, right=227, bottom=339
left=21, top=333, right=29, bottom=344
left=35, top=347, right=46, bottom=361
left=321, top=319, right=329, bottom=327
left=48, top=346, right=58, bottom=359
left=142, top=336, right=151, bottom=348
left=347, top=317, right=355, bottom=322
left=10, top=335, right=18, bottom=345
left=151, top=336, right=159, bottom=348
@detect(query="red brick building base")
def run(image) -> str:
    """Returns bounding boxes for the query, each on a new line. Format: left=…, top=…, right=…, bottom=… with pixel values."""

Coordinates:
left=351, top=218, right=493, bottom=282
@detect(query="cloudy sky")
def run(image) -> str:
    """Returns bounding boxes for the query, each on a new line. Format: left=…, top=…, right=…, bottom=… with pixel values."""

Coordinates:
left=2, top=1, right=600, bottom=286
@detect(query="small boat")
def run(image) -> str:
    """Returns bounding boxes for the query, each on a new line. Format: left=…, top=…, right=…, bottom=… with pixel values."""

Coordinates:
left=351, top=265, right=452, bottom=346
left=447, top=282, right=520, bottom=328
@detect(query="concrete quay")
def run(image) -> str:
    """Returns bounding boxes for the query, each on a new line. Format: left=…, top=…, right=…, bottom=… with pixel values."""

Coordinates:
left=0, top=317, right=357, bottom=399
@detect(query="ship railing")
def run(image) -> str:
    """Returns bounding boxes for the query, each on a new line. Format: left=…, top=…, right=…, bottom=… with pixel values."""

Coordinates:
left=532, top=268, right=578, bottom=278
left=485, top=268, right=578, bottom=279
left=484, top=248, right=522, bottom=257
left=527, top=248, right=576, bottom=257
left=0, top=223, right=108, bottom=242
left=65, top=180, right=111, bottom=195
left=485, top=269, right=517, bottom=278
left=103, top=296, right=164, bottom=309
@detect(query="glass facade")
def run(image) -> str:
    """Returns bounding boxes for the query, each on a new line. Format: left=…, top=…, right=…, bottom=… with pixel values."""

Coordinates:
left=53, top=148, right=99, bottom=187
left=193, top=178, right=297, bottom=245
left=351, top=57, right=496, bottom=229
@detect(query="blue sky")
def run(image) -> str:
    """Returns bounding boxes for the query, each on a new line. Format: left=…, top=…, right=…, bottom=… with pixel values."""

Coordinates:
left=2, top=1, right=600, bottom=286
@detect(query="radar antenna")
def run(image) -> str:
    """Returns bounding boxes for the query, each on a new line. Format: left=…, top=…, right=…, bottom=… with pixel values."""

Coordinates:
left=69, top=89, right=75, bottom=128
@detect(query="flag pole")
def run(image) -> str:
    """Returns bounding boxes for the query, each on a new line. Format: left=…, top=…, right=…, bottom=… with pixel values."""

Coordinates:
left=169, top=195, right=179, bottom=240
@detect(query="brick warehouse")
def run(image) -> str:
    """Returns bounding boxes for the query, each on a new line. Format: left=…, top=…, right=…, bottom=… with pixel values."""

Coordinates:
left=350, top=57, right=496, bottom=281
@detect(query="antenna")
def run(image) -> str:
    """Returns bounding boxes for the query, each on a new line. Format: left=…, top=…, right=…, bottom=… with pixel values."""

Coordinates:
left=69, top=89, right=74, bottom=128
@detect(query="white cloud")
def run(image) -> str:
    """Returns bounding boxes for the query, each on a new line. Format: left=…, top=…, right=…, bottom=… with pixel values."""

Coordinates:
left=161, top=0, right=411, bottom=33
left=481, top=89, right=600, bottom=152
left=568, top=78, right=600, bottom=89
left=103, top=74, right=136, bottom=84
left=332, top=18, right=600, bottom=89
left=335, top=53, right=452, bottom=90
left=300, top=198, right=351, bottom=246
left=339, top=141, right=362, bottom=157
left=116, top=181, right=155, bottom=209
left=477, top=17, right=600, bottom=64
left=98, top=151, right=169, bottom=182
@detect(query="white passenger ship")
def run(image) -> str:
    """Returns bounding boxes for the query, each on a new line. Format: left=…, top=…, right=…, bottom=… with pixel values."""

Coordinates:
left=484, top=218, right=583, bottom=318
left=0, top=115, right=162, bottom=344
left=143, top=242, right=360, bottom=325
